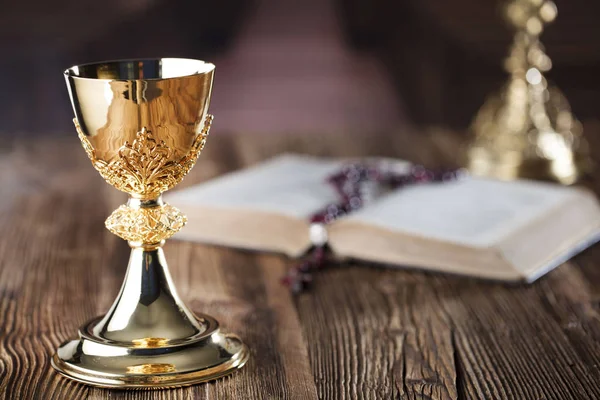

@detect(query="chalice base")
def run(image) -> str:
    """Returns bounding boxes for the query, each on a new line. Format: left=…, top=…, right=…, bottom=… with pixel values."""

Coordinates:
left=51, top=246, right=248, bottom=389
left=51, top=314, right=249, bottom=389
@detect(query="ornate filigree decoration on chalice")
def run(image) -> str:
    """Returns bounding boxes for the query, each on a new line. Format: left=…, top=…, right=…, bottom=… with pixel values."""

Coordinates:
left=467, top=0, right=592, bottom=184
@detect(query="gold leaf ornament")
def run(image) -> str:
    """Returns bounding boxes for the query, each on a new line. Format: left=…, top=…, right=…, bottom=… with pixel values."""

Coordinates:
left=74, top=115, right=213, bottom=198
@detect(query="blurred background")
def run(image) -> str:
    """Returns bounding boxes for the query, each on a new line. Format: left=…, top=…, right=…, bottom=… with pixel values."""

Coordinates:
left=1, top=0, right=599, bottom=137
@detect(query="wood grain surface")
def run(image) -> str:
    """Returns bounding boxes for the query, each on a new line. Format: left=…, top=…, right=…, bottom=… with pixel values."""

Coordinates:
left=1, top=130, right=600, bottom=399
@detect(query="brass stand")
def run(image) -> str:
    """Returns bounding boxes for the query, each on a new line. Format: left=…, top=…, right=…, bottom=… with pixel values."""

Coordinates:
left=467, top=0, right=592, bottom=184
left=52, top=59, right=248, bottom=388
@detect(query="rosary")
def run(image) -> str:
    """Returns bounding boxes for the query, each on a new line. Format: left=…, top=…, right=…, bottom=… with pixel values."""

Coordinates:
left=281, top=162, right=465, bottom=293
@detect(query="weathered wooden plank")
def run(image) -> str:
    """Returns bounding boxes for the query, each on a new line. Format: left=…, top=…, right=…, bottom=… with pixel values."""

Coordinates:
left=0, top=162, right=111, bottom=399
left=293, top=266, right=458, bottom=400
left=439, top=268, right=600, bottom=400
left=536, top=262, right=600, bottom=384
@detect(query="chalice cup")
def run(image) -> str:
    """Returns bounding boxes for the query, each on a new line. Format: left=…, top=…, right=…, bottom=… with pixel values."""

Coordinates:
left=51, top=58, right=249, bottom=388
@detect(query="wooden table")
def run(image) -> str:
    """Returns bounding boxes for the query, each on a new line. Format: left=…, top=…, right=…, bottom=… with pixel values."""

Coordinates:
left=1, top=130, right=600, bottom=399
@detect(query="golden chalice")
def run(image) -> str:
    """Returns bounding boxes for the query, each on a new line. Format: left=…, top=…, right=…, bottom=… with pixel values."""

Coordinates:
left=51, top=58, right=248, bottom=388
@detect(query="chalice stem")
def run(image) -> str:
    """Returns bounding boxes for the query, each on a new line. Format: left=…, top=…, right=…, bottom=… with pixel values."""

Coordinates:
left=93, top=196, right=202, bottom=342
left=52, top=194, right=249, bottom=387
left=92, top=243, right=203, bottom=344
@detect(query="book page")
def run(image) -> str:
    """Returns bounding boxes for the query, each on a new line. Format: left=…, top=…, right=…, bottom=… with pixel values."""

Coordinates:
left=339, top=178, right=578, bottom=247
left=167, top=154, right=343, bottom=219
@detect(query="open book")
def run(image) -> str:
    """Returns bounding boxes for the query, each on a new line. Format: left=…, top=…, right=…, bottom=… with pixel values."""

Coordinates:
left=166, top=154, right=600, bottom=282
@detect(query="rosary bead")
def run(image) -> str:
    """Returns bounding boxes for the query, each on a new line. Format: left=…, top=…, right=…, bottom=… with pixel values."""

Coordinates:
left=313, top=246, right=325, bottom=262
left=349, top=197, right=362, bottom=209
left=309, top=223, right=329, bottom=246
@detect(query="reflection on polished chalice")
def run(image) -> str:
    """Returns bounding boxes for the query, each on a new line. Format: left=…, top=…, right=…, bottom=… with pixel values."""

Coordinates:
left=51, top=59, right=248, bottom=388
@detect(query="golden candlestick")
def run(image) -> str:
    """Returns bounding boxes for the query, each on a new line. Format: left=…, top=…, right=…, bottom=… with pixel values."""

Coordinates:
left=467, top=0, right=592, bottom=184
left=51, top=59, right=248, bottom=389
